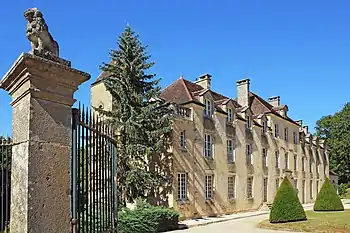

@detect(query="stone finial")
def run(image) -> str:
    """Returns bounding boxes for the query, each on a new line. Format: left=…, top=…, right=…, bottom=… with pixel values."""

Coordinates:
left=24, top=8, right=59, bottom=58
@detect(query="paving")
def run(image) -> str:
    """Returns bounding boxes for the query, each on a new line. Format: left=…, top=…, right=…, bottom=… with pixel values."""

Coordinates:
left=173, top=200, right=350, bottom=233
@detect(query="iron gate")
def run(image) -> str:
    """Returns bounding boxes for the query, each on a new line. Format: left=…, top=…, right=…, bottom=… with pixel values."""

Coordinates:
left=0, top=137, right=12, bottom=233
left=71, top=106, right=117, bottom=233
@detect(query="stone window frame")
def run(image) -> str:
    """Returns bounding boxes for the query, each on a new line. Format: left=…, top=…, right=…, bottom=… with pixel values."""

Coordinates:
left=227, top=108, right=233, bottom=123
left=227, top=139, right=235, bottom=163
left=293, top=131, right=297, bottom=144
left=262, top=148, right=268, bottom=168
left=246, top=115, right=252, bottom=129
left=284, top=127, right=289, bottom=142
left=246, top=144, right=252, bottom=165
left=204, top=133, right=213, bottom=159
left=177, top=173, right=188, bottom=200
left=228, top=175, right=236, bottom=200
left=263, top=177, right=268, bottom=202
left=204, top=99, right=212, bottom=118
left=205, top=175, right=214, bottom=200
left=274, top=124, right=279, bottom=138
left=247, top=176, right=254, bottom=199
left=180, top=130, right=186, bottom=150
left=262, top=120, right=267, bottom=134
left=275, top=150, right=280, bottom=168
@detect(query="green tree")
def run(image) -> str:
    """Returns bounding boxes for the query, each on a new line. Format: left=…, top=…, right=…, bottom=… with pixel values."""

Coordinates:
left=314, top=178, right=344, bottom=211
left=97, top=26, right=173, bottom=206
left=269, top=177, right=306, bottom=223
left=315, top=103, right=350, bottom=184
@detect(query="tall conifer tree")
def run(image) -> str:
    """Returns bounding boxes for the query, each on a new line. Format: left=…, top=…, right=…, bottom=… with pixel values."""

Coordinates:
left=98, top=26, right=173, bottom=206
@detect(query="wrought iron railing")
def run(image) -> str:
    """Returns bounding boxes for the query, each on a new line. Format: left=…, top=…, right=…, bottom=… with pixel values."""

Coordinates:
left=0, top=137, right=12, bottom=233
left=71, top=106, right=117, bottom=233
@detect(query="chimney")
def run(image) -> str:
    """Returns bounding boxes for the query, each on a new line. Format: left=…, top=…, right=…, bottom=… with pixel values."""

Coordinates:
left=195, top=73, right=212, bottom=89
left=303, top=126, right=309, bottom=135
left=268, top=96, right=280, bottom=107
left=295, top=120, right=303, bottom=126
left=236, top=78, right=250, bottom=107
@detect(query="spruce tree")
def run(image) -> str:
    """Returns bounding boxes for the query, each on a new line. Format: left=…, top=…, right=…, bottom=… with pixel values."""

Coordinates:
left=98, top=26, right=173, bottom=206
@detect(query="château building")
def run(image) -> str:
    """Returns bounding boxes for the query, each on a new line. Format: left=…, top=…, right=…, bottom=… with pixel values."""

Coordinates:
left=91, top=73, right=329, bottom=219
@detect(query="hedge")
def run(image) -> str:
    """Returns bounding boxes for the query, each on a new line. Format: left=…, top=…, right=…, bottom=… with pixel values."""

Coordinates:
left=269, top=177, right=306, bottom=223
left=314, top=178, right=344, bottom=211
left=117, top=201, right=179, bottom=233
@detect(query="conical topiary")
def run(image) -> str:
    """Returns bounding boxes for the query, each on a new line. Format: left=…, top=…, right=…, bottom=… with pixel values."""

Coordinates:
left=314, top=177, right=344, bottom=211
left=269, top=177, right=307, bottom=223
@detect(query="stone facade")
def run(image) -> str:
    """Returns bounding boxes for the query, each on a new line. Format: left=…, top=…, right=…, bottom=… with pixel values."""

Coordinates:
left=91, top=74, right=329, bottom=219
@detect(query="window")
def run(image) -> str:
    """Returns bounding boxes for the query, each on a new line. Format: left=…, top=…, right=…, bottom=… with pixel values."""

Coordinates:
left=275, top=151, right=280, bottom=168
left=204, top=99, right=212, bottom=117
left=228, top=176, right=235, bottom=199
left=293, top=132, right=297, bottom=144
left=302, top=157, right=305, bottom=171
left=180, top=130, right=186, bottom=149
left=294, top=179, right=298, bottom=190
left=276, top=179, right=280, bottom=191
left=247, top=177, right=253, bottom=198
left=227, top=139, right=234, bottom=163
left=227, top=108, right=233, bottom=123
left=263, top=178, right=268, bottom=202
left=316, top=181, right=319, bottom=194
left=310, top=180, right=313, bottom=199
left=262, top=120, right=267, bottom=134
left=274, top=124, right=279, bottom=137
left=246, top=144, right=252, bottom=164
left=204, top=134, right=213, bottom=158
left=262, top=148, right=268, bottom=168
left=294, top=155, right=297, bottom=170
left=177, top=173, right=187, bottom=200
left=205, top=175, right=213, bottom=199
left=246, top=115, right=251, bottom=129
left=284, top=127, right=288, bottom=142
left=285, top=153, right=289, bottom=169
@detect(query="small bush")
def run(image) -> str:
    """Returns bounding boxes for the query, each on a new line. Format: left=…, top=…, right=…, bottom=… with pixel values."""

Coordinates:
left=339, top=183, right=348, bottom=197
left=269, top=177, right=306, bottom=223
left=314, top=178, right=344, bottom=211
left=117, top=201, right=179, bottom=233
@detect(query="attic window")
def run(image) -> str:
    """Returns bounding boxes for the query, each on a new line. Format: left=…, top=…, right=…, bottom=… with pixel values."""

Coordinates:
left=204, top=99, right=212, bottom=117
left=227, top=108, right=233, bottom=123
left=246, top=115, right=252, bottom=129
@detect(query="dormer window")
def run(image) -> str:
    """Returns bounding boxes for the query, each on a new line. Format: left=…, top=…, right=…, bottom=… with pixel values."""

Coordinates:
left=262, top=120, right=267, bottom=134
left=274, top=124, right=279, bottom=138
left=246, top=115, right=252, bottom=129
left=227, top=108, right=233, bottom=123
left=204, top=99, right=212, bottom=117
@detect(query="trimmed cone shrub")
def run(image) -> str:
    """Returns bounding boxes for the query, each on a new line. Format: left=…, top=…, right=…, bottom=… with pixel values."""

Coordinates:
left=269, top=177, right=307, bottom=223
left=314, top=177, right=344, bottom=211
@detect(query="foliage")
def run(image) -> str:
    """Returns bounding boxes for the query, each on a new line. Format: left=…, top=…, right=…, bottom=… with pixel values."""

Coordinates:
left=315, top=103, right=350, bottom=184
left=97, top=26, right=173, bottom=206
left=269, top=177, right=306, bottom=223
left=338, top=183, right=348, bottom=197
left=117, top=202, right=179, bottom=233
left=314, top=178, right=344, bottom=211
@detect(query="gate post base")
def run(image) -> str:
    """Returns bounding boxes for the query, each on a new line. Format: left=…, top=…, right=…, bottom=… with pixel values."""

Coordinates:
left=0, top=53, right=90, bottom=233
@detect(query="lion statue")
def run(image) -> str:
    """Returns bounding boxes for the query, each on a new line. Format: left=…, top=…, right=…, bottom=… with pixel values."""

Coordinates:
left=24, top=8, right=59, bottom=57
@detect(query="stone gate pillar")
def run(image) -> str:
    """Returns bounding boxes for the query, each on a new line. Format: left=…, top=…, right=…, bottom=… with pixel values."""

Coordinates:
left=0, top=53, right=90, bottom=233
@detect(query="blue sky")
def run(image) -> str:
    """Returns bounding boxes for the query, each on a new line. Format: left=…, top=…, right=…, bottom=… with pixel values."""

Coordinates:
left=1, top=0, right=349, bottom=135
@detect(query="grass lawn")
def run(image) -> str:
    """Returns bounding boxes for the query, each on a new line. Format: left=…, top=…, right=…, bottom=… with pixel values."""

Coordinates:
left=258, top=210, right=350, bottom=233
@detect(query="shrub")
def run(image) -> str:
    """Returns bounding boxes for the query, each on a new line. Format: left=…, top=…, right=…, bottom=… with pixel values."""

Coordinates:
left=314, top=178, right=344, bottom=211
left=269, top=177, right=306, bottom=223
left=117, top=201, right=179, bottom=233
left=339, top=183, right=348, bottom=197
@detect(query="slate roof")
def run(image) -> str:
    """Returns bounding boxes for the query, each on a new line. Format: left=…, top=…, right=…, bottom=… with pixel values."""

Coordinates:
left=160, top=77, right=299, bottom=126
